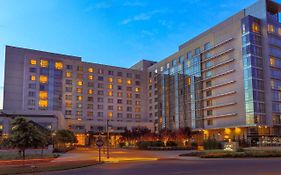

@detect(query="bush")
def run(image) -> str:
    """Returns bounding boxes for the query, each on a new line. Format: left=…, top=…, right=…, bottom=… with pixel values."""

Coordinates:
left=137, top=141, right=151, bottom=149
left=166, top=141, right=178, bottom=147
left=191, top=142, right=198, bottom=148
left=119, top=142, right=126, bottom=148
left=203, top=140, right=222, bottom=150
left=151, top=141, right=165, bottom=147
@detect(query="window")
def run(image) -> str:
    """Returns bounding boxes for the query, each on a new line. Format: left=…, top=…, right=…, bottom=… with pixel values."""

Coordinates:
left=64, top=101, right=72, bottom=108
left=65, top=110, right=72, bottom=115
left=127, top=73, right=132, bottom=78
left=88, top=82, right=94, bottom=87
left=268, top=24, right=274, bottom=33
left=206, top=81, right=212, bottom=88
left=76, top=88, right=83, bottom=93
left=108, top=91, right=113, bottom=96
left=66, top=65, right=73, bottom=70
left=108, top=77, right=113, bottom=83
left=66, top=72, right=72, bottom=78
left=39, top=75, right=48, bottom=83
left=206, top=100, right=212, bottom=106
left=87, top=104, right=93, bottom=109
left=77, top=96, right=83, bottom=101
left=39, top=100, right=48, bottom=108
left=88, top=89, right=93, bottom=94
left=98, top=90, right=104, bottom=95
left=29, top=68, right=36, bottom=73
left=65, top=95, right=72, bottom=100
left=117, top=78, right=122, bottom=84
left=127, top=79, right=132, bottom=85
left=135, top=87, right=140, bottom=92
left=252, top=22, right=260, bottom=33
left=205, top=71, right=212, bottom=78
left=117, top=92, right=123, bottom=97
left=108, top=98, right=113, bottom=103
left=98, top=76, right=104, bottom=81
left=88, top=97, right=93, bottom=102
left=77, top=81, right=83, bottom=86
left=108, top=112, right=113, bottom=118
left=28, top=91, right=35, bottom=97
left=278, top=28, right=281, bottom=36
left=30, top=59, right=37, bottom=65
left=270, top=57, right=275, bottom=66
left=206, top=90, right=212, bottom=97
left=195, top=47, right=200, bottom=55
left=204, top=42, right=212, bottom=50
left=205, top=62, right=212, bottom=69
left=65, top=80, right=72, bottom=85
left=40, top=60, right=48, bottom=67
left=207, top=110, right=213, bottom=116
left=207, top=119, right=213, bottom=126
left=77, top=66, right=83, bottom=71
left=85, top=75, right=92, bottom=80
left=187, top=77, right=191, bottom=85
left=88, top=67, right=93, bottom=73
left=108, top=70, right=114, bottom=75
left=97, top=97, right=103, bottom=102
left=98, top=69, right=103, bottom=74
left=39, top=91, right=48, bottom=100
left=117, top=72, right=123, bottom=76
left=30, top=75, right=36, bottom=81
left=55, top=62, right=63, bottom=70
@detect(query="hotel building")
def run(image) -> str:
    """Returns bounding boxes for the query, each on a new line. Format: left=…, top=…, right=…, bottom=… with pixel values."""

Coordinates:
left=2, top=0, right=281, bottom=144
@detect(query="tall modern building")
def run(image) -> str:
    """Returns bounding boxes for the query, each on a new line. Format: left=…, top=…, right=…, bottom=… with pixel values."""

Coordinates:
left=2, top=0, right=281, bottom=144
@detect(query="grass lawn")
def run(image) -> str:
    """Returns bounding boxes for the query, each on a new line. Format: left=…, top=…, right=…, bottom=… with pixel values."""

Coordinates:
left=0, top=160, right=99, bottom=174
left=0, top=153, right=58, bottom=160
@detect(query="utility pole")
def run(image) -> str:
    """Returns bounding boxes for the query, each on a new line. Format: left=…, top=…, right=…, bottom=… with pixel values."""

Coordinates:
left=106, top=119, right=110, bottom=159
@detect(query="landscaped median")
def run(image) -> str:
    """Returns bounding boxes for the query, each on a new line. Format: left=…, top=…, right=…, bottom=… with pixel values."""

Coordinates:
left=0, top=160, right=99, bottom=175
left=179, top=149, right=281, bottom=158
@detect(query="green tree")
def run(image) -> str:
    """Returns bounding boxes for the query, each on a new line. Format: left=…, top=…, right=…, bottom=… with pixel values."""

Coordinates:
left=54, top=129, right=77, bottom=146
left=9, top=117, right=48, bottom=159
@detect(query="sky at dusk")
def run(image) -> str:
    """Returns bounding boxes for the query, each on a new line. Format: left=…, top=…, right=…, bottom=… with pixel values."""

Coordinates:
left=1, top=0, right=273, bottom=108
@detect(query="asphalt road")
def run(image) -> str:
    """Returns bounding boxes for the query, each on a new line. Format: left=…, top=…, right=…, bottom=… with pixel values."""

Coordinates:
left=41, top=158, right=281, bottom=175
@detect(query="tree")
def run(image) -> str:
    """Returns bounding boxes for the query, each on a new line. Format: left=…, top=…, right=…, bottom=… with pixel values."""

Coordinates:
left=54, top=129, right=77, bottom=147
left=9, top=117, right=48, bottom=159
left=175, top=127, right=192, bottom=146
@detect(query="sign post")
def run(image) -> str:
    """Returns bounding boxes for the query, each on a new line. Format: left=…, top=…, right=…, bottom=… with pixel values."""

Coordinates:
left=96, top=137, right=104, bottom=163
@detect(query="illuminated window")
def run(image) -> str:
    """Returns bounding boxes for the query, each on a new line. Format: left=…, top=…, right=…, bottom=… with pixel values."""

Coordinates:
left=187, top=77, right=191, bottom=85
left=270, top=57, right=275, bottom=66
left=268, top=24, right=274, bottom=33
left=77, top=81, right=83, bottom=86
left=39, top=75, right=48, bottom=83
left=135, top=107, right=141, bottom=112
left=88, top=89, right=93, bottom=94
left=252, top=22, right=260, bottom=33
left=108, top=84, right=113, bottom=89
left=108, top=112, right=113, bottom=118
left=127, top=80, right=132, bottom=85
left=66, top=72, right=72, bottom=78
left=117, top=92, right=123, bottom=97
left=39, top=100, right=48, bottom=107
left=88, top=75, right=93, bottom=80
left=77, top=96, right=83, bottom=101
left=117, top=78, right=122, bottom=84
left=76, top=88, right=83, bottom=93
left=108, top=77, right=113, bottom=83
left=187, top=60, right=191, bottom=67
left=30, top=59, right=37, bottom=65
left=149, top=79, right=152, bottom=84
left=117, top=106, right=123, bottom=111
left=65, top=102, right=72, bottom=108
left=108, top=91, right=113, bottom=96
left=30, top=75, right=36, bottom=81
left=88, top=67, right=93, bottom=73
left=40, top=60, right=49, bottom=67
left=55, top=62, right=63, bottom=70
left=135, top=87, right=140, bottom=92
left=0, top=125, right=3, bottom=130
left=127, top=93, right=132, bottom=98
left=278, top=28, right=281, bottom=36
left=39, top=91, right=48, bottom=100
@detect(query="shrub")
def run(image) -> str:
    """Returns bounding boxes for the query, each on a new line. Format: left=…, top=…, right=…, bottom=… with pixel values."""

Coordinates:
left=137, top=141, right=151, bottom=149
left=191, top=142, right=198, bottom=148
left=119, top=142, right=126, bottom=148
left=203, top=140, right=222, bottom=150
left=151, top=141, right=165, bottom=147
left=166, top=141, right=178, bottom=147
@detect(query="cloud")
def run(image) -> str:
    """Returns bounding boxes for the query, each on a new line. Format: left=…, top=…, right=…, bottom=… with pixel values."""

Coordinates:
left=84, top=2, right=111, bottom=12
left=123, top=1, right=145, bottom=7
left=121, top=10, right=164, bottom=25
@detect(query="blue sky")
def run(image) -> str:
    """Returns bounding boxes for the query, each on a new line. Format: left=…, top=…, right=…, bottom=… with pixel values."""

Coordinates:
left=0, top=0, right=267, bottom=108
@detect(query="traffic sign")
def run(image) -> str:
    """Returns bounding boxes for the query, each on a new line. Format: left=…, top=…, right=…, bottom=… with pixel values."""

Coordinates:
left=96, top=139, right=104, bottom=148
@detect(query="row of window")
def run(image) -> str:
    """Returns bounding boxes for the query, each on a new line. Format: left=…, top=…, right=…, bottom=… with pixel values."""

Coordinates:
left=65, top=110, right=141, bottom=118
